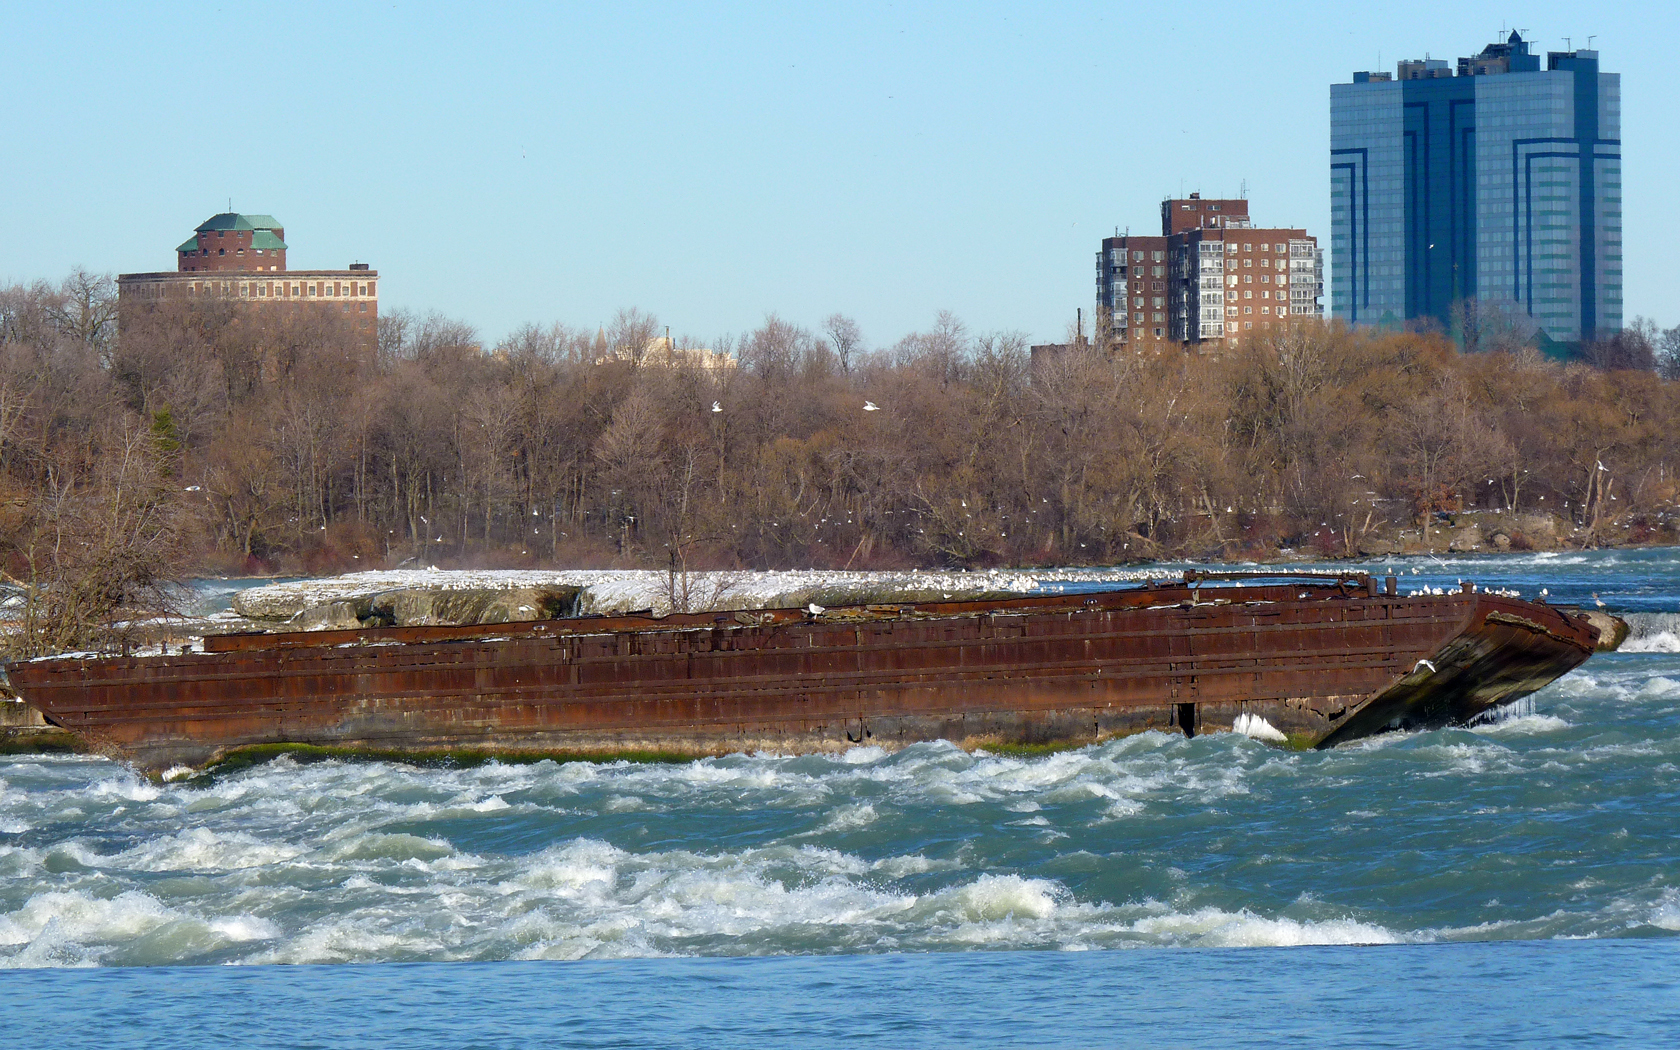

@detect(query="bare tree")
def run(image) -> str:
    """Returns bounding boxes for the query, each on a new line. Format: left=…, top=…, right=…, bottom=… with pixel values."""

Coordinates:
left=823, top=314, right=863, bottom=375
left=1658, top=323, right=1680, bottom=381
left=47, top=269, right=119, bottom=364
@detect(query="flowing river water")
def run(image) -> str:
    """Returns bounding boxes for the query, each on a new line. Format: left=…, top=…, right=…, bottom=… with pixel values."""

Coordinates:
left=3, top=550, right=1678, bottom=1046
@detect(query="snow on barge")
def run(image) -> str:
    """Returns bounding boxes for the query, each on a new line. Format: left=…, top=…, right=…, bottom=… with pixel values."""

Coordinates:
left=1, top=571, right=1598, bottom=772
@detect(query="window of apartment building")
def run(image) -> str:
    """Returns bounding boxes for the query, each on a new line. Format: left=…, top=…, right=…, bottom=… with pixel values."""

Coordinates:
left=359, top=302, right=367, bottom=313
left=1227, top=291, right=1237, bottom=301
left=1134, top=297, right=1143, bottom=308
left=1154, top=328, right=1165, bottom=338
left=1134, top=313, right=1144, bottom=323
left=1261, top=274, right=1269, bottom=283
left=218, top=248, right=225, bottom=255
left=1152, top=297, right=1165, bottom=308
left=1244, top=307, right=1252, bottom=315
left=1245, top=290, right=1252, bottom=298
left=1275, top=244, right=1284, bottom=253
left=1260, top=243, right=1269, bottom=252
left=1153, top=313, right=1164, bottom=322
left=1152, top=251, right=1164, bottom=262
left=1133, top=251, right=1143, bottom=262
left=1244, top=243, right=1252, bottom=251
left=1244, top=275, right=1252, bottom=284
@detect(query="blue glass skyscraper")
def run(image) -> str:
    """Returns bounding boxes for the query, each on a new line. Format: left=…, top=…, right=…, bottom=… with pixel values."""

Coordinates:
left=1330, top=33, right=1621, bottom=343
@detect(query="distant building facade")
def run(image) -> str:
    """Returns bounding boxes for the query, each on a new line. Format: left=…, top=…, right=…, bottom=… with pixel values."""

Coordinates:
left=118, top=212, right=378, bottom=344
left=1330, top=32, right=1621, bottom=342
left=1096, top=195, right=1323, bottom=352
left=594, top=334, right=736, bottom=371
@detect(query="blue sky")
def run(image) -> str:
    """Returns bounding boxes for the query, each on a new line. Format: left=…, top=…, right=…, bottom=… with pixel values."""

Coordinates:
left=2, top=1, right=1674, bottom=347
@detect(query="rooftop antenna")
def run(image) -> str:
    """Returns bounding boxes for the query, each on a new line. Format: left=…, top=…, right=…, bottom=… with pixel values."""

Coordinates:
left=227, top=197, right=232, bottom=212
left=1240, top=179, right=1248, bottom=199
left=1588, top=35, right=1597, bottom=49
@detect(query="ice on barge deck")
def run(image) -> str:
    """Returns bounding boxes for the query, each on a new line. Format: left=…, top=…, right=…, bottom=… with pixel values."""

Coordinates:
left=1, top=572, right=1599, bottom=771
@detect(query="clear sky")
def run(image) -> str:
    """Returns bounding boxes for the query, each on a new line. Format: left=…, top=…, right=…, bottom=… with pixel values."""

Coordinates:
left=3, top=1, right=1674, bottom=347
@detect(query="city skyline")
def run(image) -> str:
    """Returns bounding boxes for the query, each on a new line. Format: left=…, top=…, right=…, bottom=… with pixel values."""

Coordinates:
left=2, top=2, right=1676, bottom=346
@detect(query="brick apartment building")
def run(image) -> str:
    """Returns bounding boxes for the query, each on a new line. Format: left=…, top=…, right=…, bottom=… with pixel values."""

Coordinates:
left=118, top=212, right=378, bottom=345
left=1095, top=196, right=1323, bottom=352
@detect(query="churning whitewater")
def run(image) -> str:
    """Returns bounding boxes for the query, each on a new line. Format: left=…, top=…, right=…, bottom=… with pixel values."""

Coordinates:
left=3, top=550, right=1679, bottom=968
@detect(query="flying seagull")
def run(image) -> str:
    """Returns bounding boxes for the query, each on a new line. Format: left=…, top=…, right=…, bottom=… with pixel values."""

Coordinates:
left=863, top=401, right=880, bottom=411
left=711, top=401, right=722, bottom=413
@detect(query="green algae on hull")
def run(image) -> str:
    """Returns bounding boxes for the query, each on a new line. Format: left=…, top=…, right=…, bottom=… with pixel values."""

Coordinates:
left=977, top=739, right=1092, bottom=759
left=0, top=727, right=86, bottom=756
left=184, top=741, right=700, bottom=784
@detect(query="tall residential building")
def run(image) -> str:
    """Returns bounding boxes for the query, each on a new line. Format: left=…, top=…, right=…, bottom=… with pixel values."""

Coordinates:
left=1095, top=195, right=1323, bottom=352
left=1330, top=32, right=1621, bottom=342
left=118, top=212, right=379, bottom=346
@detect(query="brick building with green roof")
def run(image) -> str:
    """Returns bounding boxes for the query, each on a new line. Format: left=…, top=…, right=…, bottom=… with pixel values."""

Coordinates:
left=118, top=211, right=379, bottom=351
left=177, top=212, right=289, bottom=272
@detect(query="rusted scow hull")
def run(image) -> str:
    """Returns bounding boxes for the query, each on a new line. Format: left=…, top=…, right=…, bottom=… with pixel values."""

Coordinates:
left=1317, top=601, right=1601, bottom=746
left=3, top=580, right=1599, bottom=771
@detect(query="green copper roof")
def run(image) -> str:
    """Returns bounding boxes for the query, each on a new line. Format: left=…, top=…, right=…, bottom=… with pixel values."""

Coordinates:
left=177, top=237, right=201, bottom=253
left=251, top=230, right=287, bottom=251
left=194, top=212, right=283, bottom=233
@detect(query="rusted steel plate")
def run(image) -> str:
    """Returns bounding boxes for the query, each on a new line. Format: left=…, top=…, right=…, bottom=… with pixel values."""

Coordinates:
left=6, top=582, right=1597, bottom=771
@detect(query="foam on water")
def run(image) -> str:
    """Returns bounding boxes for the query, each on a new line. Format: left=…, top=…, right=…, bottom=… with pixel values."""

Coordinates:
left=1620, top=613, right=1680, bottom=652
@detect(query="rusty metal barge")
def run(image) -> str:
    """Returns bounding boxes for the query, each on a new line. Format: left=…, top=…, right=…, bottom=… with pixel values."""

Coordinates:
left=1, top=572, right=1598, bottom=772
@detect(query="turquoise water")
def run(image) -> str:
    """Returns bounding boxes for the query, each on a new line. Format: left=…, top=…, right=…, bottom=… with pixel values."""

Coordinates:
left=3, top=941, right=1676, bottom=1047
left=3, top=550, right=1679, bottom=1046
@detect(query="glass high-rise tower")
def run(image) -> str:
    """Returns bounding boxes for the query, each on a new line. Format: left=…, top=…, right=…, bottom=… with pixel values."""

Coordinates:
left=1330, top=33, right=1621, bottom=343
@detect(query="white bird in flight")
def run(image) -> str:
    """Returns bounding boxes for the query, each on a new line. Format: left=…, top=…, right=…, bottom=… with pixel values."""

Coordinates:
left=863, top=401, right=880, bottom=411
left=711, top=401, right=722, bottom=413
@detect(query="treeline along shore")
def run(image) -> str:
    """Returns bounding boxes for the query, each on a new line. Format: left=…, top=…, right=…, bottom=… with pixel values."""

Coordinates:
left=3, top=270, right=1680, bottom=653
